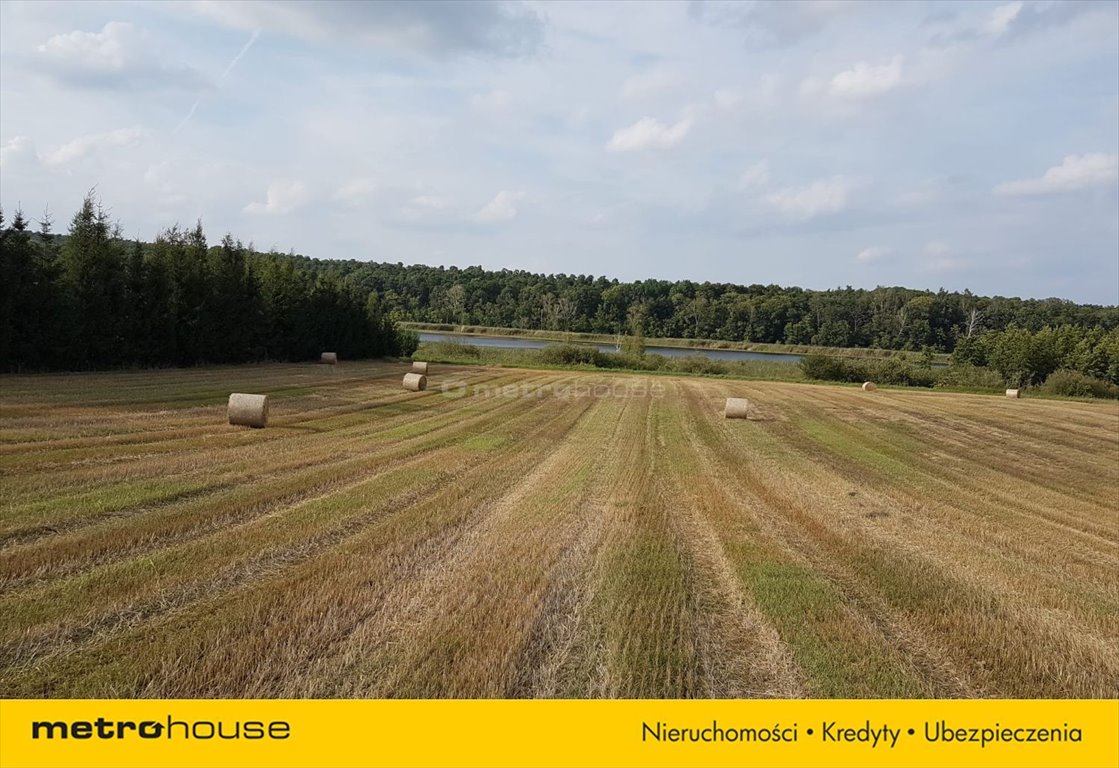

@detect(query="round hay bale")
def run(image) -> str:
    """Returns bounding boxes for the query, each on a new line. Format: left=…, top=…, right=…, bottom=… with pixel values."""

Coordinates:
left=1006, top=388, right=1020, bottom=398
left=228, top=393, right=268, bottom=428
left=320, top=352, right=338, bottom=365
left=862, top=381, right=877, bottom=391
left=403, top=373, right=427, bottom=392
left=411, top=361, right=429, bottom=374
left=724, top=397, right=750, bottom=419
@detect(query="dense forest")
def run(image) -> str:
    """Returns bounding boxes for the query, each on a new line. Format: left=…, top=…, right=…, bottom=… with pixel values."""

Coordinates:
left=0, top=196, right=411, bottom=372
left=301, top=258, right=1119, bottom=352
left=2, top=193, right=1117, bottom=383
left=300, top=255, right=1119, bottom=389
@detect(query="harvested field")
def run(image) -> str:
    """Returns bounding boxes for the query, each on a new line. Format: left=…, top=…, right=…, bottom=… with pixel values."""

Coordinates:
left=0, top=362, right=1116, bottom=698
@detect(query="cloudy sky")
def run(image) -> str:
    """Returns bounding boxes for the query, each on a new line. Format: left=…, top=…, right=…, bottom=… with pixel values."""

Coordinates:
left=1, top=1, right=1117, bottom=304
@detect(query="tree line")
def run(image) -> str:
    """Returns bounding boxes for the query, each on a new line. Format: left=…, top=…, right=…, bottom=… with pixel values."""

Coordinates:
left=295, top=259, right=1118, bottom=352
left=0, top=195, right=413, bottom=372
left=951, top=325, right=1119, bottom=388
left=3, top=192, right=1117, bottom=383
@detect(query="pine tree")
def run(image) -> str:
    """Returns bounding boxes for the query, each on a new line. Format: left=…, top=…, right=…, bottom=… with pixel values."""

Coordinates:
left=60, top=194, right=126, bottom=367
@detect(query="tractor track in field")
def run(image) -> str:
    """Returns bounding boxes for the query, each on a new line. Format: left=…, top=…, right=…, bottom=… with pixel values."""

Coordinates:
left=1, top=362, right=1115, bottom=698
left=1, top=386, right=597, bottom=694
left=0, top=371, right=559, bottom=586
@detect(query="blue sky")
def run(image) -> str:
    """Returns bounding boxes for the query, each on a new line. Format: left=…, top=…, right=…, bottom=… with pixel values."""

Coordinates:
left=1, top=0, right=1117, bottom=304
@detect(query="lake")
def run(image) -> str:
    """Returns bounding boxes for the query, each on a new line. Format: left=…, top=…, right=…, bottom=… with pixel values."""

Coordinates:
left=417, top=333, right=806, bottom=364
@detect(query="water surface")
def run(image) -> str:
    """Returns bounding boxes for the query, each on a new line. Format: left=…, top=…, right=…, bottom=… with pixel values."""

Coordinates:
left=417, top=333, right=805, bottom=364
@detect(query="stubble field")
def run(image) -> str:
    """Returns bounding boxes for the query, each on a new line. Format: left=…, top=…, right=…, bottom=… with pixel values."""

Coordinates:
left=1, top=361, right=1116, bottom=698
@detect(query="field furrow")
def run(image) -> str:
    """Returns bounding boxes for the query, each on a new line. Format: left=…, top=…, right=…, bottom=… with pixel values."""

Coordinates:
left=1, top=363, right=1114, bottom=698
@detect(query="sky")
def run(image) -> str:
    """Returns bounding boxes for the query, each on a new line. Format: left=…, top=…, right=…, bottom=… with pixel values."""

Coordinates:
left=1, top=1, right=1117, bottom=304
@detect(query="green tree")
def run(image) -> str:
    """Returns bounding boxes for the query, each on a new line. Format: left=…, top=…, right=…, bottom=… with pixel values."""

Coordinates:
left=59, top=194, right=127, bottom=368
left=206, top=235, right=261, bottom=362
left=0, top=208, right=46, bottom=368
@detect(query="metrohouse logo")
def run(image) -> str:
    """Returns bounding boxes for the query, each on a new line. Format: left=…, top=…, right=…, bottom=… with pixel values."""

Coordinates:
left=31, top=716, right=290, bottom=741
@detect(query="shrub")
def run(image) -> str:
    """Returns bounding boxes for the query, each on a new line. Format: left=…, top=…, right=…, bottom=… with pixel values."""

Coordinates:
left=424, top=340, right=481, bottom=359
left=396, top=329, right=420, bottom=357
left=985, top=327, right=1060, bottom=387
left=621, top=334, right=646, bottom=358
left=801, top=353, right=938, bottom=388
left=539, top=343, right=610, bottom=367
left=935, top=364, right=1005, bottom=391
left=950, top=335, right=989, bottom=367
left=593, top=350, right=626, bottom=368
left=862, top=357, right=938, bottom=388
left=800, top=354, right=859, bottom=382
left=634, top=353, right=668, bottom=371
left=1041, top=369, right=1119, bottom=399
left=668, top=355, right=730, bottom=376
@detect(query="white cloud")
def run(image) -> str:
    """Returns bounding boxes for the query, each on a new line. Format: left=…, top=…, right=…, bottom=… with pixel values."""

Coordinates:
left=569, top=106, right=591, bottom=128
left=35, top=22, right=207, bottom=91
left=333, top=178, right=378, bottom=204
left=141, top=161, right=189, bottom=206
left=994, top=154, right=1119, bottom=196
left=930, top=0, right=1102, bottom=48
left=855, top=246, right=892, bottom=263
left=0, top=136, right=35, bottom=168
left=766, top=177, right=850, bottom=219
left=986, top=0, right=1098, bottom=41
left=828, top=55, right=903, bottom=98
left=1, top=0, right=1116, bottom=306
left=606, top=117, right=693, bottom=152
left=798, top=76, right=824, bottom=98
left=713, top=87, right=743, bottom=111
left=897, top=182, right=942, bottom=208
left=389, top=192, right=455, bottom=225
left=191, top=0, right=543, bottom=57
left=691, top=0, right=852, bottom=47
left=474, top=190, right=523, bottom=222
left=738, top=160, right=770, bottom=191
left=621, top=69, right=681, bottom=100
left=471, top=89, right=513, bottom=113
left=985, top=2, right=1023, bottom=37
left=922, top=241, right=963, bottom=272
left=143, top=163, right=166, bottom=187
left=411, top=195, right=449, bottom=209
left=41, top=127, right=145, bottom=167
left=245, top=181, right=308, bottom=214
left=174, top=30, right=260, bottom=134
left=39, top=23, right=124, bottom=70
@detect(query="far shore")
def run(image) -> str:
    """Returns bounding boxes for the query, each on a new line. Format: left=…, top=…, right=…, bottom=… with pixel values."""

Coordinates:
left=399, top=321, right=953, bottom=364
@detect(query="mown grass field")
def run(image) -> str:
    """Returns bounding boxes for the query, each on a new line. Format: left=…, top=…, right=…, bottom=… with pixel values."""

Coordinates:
left=1, top=361, right=1116, bottom=698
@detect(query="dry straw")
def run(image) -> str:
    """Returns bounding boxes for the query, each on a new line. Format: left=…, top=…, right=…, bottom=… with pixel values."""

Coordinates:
left=320, top=352, right=338, bottom=365
left=1006, top=388, right=1020, bottom=398
left=412, top=361, right=429, bottom=374
left=862, top=382, right=877, bottom=391
left=228, top=393, right=268, bottom=428
left=403, top=373, right=427, bottom=392
left=724, top=398, right=750, bottom=419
